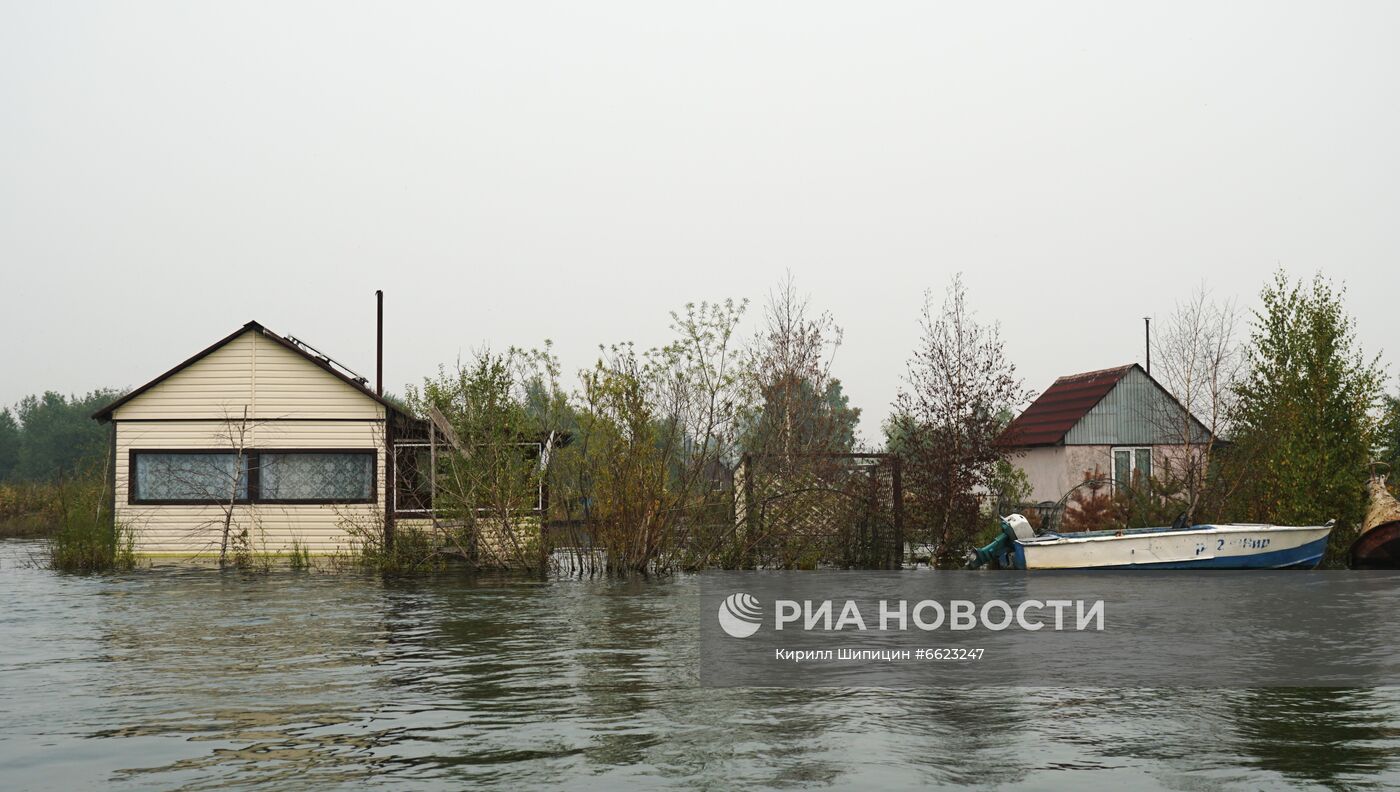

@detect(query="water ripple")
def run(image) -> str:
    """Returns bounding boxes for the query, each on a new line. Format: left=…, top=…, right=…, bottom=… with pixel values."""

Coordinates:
left=1, top=540, right=1398, bottom=791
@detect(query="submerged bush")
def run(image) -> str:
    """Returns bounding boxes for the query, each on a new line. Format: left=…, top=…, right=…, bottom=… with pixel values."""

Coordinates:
left=335, top=506, right=455, bottom=574
left=45, top=474, right=134, bottom=573
left=49, top=518, right=135, bottom=573
left=370, top=526, right=454, bottom=573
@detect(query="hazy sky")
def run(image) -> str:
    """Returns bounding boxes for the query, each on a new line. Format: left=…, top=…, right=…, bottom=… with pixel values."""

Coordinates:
left=3, top=1, right=1397, bottom=443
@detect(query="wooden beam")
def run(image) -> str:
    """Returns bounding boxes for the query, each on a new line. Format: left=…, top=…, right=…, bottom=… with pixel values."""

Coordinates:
left=428, top=406, right=466, bottom=453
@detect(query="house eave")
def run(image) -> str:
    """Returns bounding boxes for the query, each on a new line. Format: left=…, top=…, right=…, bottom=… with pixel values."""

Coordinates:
left=92, top=321, right=401, bottom=423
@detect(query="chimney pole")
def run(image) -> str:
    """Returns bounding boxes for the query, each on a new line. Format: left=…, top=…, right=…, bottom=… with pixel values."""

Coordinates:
left=376, top=290, right=384, bottom=396
left=1144, top=316, right=1151, bottom=376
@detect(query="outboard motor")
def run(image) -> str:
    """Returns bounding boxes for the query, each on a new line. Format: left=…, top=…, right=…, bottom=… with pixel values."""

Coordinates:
left=966, top=514, right=1035, bottom=569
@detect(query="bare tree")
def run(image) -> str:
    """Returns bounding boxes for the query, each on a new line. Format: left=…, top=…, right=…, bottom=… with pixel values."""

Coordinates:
left=742, top=272, right=855, bottom=457
left=216, top=406, right=255, bottom=565
left=1148, top=284, right=1242, bottom=522
left=135, top=405, right=264, bottom=566
left=891, top=274, right=1031, bottom=567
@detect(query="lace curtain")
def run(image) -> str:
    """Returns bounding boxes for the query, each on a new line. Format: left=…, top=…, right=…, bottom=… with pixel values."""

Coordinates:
left=135, top=453, right=248, bottom=501
left=259, top=453, right=373, bottom=501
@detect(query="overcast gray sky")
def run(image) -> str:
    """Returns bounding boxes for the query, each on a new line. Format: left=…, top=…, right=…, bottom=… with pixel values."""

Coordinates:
left=2, top=1, right=1396, bottom=442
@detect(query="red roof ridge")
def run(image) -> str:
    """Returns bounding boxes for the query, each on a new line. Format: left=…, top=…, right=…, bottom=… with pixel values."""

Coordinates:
left=1052, top=364, right=1136, bottom=384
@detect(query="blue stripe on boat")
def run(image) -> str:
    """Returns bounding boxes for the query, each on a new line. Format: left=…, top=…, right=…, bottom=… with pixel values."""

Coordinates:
left=1014, top=535, right=1330, bottom=570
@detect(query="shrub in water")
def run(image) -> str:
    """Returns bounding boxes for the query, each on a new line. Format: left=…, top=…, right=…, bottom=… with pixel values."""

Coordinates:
left=46, top=474, right=134, bottom=573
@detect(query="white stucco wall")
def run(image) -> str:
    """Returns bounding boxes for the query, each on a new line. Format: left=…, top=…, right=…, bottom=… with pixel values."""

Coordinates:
left=1013, top=445, right=1118, bottom=503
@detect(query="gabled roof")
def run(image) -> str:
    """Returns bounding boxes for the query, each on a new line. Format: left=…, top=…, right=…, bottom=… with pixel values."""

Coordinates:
left=93, top=321, right=395, bottom=422
left=998, top=365, right=1136, bottom=447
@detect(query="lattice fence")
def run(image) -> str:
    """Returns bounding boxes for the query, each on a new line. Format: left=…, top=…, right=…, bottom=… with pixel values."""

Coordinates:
left=736, top=453, right=904, bottom=569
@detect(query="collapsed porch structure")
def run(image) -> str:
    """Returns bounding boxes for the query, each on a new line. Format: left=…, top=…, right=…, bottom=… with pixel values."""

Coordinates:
left=389, top=407, right=561, bottom=568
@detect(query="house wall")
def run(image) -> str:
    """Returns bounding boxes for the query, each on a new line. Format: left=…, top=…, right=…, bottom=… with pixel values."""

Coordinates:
left=1011, top=366, right=1214, bottom=504
left=1014, top=445, right=1119, bottom=503
left=1014, top=443, right=1215, bottom=505
left=1152, top=443, right=1205, bottom=485
left=1014, top=447, right=1063, bottom=504
left=110, top=331, right=382, bottom=421
left=111, top=331, right=387, bottom=556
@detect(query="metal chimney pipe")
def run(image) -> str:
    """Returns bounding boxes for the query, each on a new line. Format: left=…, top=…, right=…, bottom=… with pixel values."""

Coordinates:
left=376, top=290, right=384, bottom=396
left=1144, top=317, right=1151, bottom=376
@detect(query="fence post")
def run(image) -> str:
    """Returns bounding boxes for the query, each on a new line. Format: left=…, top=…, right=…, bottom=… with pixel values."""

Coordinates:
left=385, top=417, right=396, bottom=551
left=741, top=453, right=755, bottom=568
left=891, top=456, right=904, bottom=569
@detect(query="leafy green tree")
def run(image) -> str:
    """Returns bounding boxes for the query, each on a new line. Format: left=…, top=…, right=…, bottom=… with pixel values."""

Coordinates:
left=1228, top=272, right=1385, bottom=565
left=741, top=377, right=860, bottom=456
left=1380, top=391, right=1400, bottom=474
left=516, top=341, right=576, bottom=439
left=573, top=300, right=750, bottom=574
left=406, top=351, right=546, bottom=571
left=820, top=379, right=860, bottom=452
left=729, top=277, right=878, bottom=569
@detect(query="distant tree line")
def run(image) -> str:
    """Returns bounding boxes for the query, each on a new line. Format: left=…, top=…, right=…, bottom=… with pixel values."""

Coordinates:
left=0, top=390, right=122, bottom=543
left=0, top=390, right=121, bottom=483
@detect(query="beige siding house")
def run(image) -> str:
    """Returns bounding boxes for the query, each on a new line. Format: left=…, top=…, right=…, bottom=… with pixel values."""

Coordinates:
left=93, top=322, right=409, bottom=557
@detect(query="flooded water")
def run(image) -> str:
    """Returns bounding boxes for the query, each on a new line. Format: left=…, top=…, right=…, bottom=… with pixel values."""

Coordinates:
left=2, top=539, right=1399, bottom=791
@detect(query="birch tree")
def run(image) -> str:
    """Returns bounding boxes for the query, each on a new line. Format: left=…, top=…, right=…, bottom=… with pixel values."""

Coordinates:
left=1148, top=284, right=1242, bottom=522
left=741, top=272, right=858, bottom=457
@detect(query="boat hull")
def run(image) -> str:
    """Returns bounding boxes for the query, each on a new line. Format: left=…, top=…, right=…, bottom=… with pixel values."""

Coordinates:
left=1349, top=521, right=1400, bottom=569
left=1014, top=524, right=1333, bottom=570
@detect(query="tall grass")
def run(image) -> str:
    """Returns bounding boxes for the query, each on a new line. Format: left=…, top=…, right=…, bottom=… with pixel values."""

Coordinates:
left=364, top=526, right=452, bottom=573
left=45, top=473, right=134, bottom=573
left=335, top=510, right=454, bottom=574
left=287, top=539, right=312, bottom=571
left=0, top=481, right=64, bottom=538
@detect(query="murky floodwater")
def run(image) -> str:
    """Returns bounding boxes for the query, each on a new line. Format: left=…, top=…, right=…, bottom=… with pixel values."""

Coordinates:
left=2, top=540, right=1398, bottom=791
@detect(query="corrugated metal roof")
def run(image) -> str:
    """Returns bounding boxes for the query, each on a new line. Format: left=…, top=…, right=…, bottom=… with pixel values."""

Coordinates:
left=998, top=365, right=1135, bottom=447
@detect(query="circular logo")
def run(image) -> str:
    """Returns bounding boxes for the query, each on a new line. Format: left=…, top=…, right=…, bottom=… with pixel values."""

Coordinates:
left=717, top=592, right=763, bottom=638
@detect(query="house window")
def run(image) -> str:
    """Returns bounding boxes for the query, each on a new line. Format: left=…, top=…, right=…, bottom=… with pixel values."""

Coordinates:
left=132, top=452, right=250, bottom=503
left=1111, top=447, right=1152, bottom=490
left=129, top=449, right=375, bottom=505
left=392, top=444, right=435, bottom=514
left=259, top=452, right=375, bottom=503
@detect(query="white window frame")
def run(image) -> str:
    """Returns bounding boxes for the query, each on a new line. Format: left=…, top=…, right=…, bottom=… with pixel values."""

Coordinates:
left=1110, top=446, right=1152, bottom=492
left=391, top=440, right=545, bottom=516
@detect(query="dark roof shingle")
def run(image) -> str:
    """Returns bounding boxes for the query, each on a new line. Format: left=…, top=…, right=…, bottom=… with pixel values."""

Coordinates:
left=997, top=365, right=1136, bottom=447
